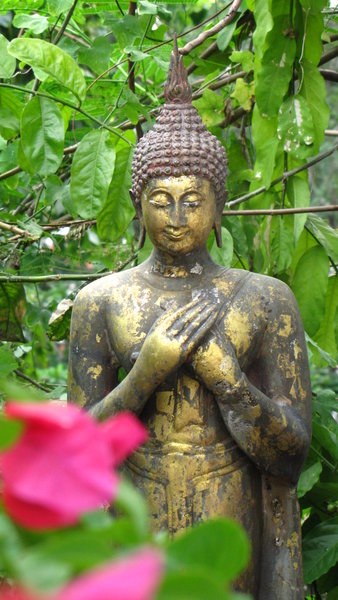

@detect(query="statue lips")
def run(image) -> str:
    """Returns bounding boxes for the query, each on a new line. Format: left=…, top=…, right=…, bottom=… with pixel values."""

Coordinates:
left=163, top=227, right=189, bottom=241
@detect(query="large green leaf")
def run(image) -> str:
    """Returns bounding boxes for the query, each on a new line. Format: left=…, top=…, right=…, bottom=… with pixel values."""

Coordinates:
left=251, top=106, right=278, bottom=188
left=166, top=518, right=250, bottom=584
left=298, top=457, right=322, bottom=498
left=210, top=227, right=233, bottom=267
left=313, top=276, right=338, bottom=360
left=47, top=0, right=74, bottom=15
left=0, top=33, right=16, bottom=78
left=291, top=245, right=329, bottom=337
left=8, top=39, right=86, bottom=103
left=158, top=570, right=230, bottom=600
left=277, top=96, right=315, bottom=159
left=70, top=129, right=116, bottom=219
left=193, top=89, right=224, bottom=127
left=12, top=13, right=49, bottom=34
left=306, top=214, right=338, bottom=264
left=0, top=283, right=26, bottom=342
left=0, top=88, right=22, bottom=140
left=299, top=59, right=329, bottom=151
left=270, top=216, right=294, bottom=274
left=255, top=16, right=296, bottom=117
left=0, top=345, right=18, bottom=378
left=97, top=138, right=135, bottom=241
left=303, top=518, right=338, bottom=584
left=0, top=411, right=22, bottom=450
left=286, top=174, right=310, bottom=244
left=20, top=96, right=64, bottom=177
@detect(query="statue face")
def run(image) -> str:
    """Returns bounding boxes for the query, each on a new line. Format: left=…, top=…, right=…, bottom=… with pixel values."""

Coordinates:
left=141, top=176, right=216, bottom=255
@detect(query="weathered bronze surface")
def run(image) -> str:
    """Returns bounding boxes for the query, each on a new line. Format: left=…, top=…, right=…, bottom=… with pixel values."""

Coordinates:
left=68, top=42, right=311, bottom=599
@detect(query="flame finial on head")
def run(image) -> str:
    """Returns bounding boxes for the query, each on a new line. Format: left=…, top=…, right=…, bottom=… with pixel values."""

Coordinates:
left=163, top=35, right=192, bottom=104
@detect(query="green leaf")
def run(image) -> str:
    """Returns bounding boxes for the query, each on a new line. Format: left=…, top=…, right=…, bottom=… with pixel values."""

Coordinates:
left=210, top=227, right=233, bottom=267
left=302, top=11, right=324, bottom=66
left=231, top=78, right=255, bottom=111
left=20, top=96, right=64, bottom=177
left=78, top=36, right=112, bottom=75
left=97, top=138, right=135, bottom=241
left=48, top=0, right=74, bottom=15
left=270, top=216, right=294, bottom=274
left=0, top=412, right=22, bottom=450
left=70, top=129, right=116, bottom=219
left=303, top=518, right=338, bottom=583
left=0, top=34, right=16, bottom=78
left=114, top=477, right=149, bottom=539
left=167, top=518, right=250, bottom=584
left=299, top=59, right=329, bottom=151
left=312, top=421, right=338, bottom=462
left=313, top=276, right=338, bottom=360
left=298, top=457, right=322, bottom=498
left=230, top=50, right=254, bottom=73
left=291, top=245, right=329, bottom=337
left=0, top=345, right=18, bottom=378
left=138, top=0, right=158, bottom=15
left=277, top=96, right=315, bottom=159
left=286, top=175, right=310, bottom=243
left=47, top=298, right=73, bottom=341
left=0, top=88, right=22, bottom=140
left=12, top=13, right=49, bottom=34
left=217, top=20, right=237, bottom=51
left=193, top=89, right=224, bottom=127
left=8, top=39, right=86, bottom=103
left=108, top=15, right=143, bottom=50
left=306, top=214, right=338, bottom=264
left=255, top=16, right=296, bottom=117
left=158, top=570, right=230, bottom=600
left=0, top=283, right=26, bottom=343
left=251, top=106, right=278, bottom=188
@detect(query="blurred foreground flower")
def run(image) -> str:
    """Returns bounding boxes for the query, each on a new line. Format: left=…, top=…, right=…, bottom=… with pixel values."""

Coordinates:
left=0, top=548, right=164, bottom=600
left=1, top=403, right=147, bottom=529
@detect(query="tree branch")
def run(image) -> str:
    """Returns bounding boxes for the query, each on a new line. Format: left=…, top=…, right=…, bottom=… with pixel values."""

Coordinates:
left=180, top=0, right=242, bottom=56
left=14, top=369, right=51, bottom=392
left=223, top=205, right=338, bottom=216
left=227, top=143, right=338, bottom=208
left=0, top=166, right=22, bottom=182
left=319, top=45, right=338, bottom=66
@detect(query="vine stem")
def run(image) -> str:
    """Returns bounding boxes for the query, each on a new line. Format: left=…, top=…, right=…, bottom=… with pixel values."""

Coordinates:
left=52, top=0, right=79, bottom=45
left=180, top=0, right=242, bottom=55
left=223, top=205, right=338, bottom=216
left=14, top=369, right=51, bottom=392
left=227, top=143, right=338, bottom=208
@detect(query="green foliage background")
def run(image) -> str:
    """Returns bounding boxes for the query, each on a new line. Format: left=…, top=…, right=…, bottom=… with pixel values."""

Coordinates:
left=0, top=1, right=337, bottom=598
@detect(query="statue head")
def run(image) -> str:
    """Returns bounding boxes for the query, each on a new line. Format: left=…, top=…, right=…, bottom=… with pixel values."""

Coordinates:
left=131, top=38, right=227, bottom=250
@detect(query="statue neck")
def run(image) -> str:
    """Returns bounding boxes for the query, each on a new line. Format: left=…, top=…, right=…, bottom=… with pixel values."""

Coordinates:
left=148, top=247, right=215, bottom=279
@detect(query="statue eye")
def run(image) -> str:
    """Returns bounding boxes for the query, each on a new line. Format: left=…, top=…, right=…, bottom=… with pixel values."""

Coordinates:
left=182, top=193, right=200, bottom=207
left=149, top=193, right=170, bottom=207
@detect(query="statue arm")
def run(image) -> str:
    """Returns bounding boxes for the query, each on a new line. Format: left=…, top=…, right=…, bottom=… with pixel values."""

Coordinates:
left=193, top=280, right=312, bottom=483
left=86, top=295, right=219, bottom=421
left=68, top=285, right=120, bottom=410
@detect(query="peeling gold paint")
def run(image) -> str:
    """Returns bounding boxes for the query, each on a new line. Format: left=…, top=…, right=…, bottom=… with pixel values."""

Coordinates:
left=87, top=365, right=102, bottom=380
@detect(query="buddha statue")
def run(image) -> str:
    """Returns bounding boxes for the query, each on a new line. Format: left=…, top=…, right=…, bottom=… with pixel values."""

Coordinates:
left=68, top=41, right=311, bottom=599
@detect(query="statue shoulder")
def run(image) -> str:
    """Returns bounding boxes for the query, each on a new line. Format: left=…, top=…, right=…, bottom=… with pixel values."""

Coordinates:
left=73, top=264, right=142, bottom=310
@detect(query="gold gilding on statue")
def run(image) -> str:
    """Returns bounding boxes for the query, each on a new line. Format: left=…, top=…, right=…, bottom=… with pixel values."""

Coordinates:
left=68, top=38, right=311, bottom=600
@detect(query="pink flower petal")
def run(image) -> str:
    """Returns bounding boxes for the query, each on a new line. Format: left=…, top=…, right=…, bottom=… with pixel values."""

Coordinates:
left=101, top=412, right=148, bottom=466
left=56, top=549, right=164, bottom=600
left=1, top=403, right=147, bottom=530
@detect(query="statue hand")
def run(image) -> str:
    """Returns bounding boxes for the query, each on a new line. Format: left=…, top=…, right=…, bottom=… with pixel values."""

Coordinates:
left=137, top=296, right=219, bottom=385
left=191, top=327, right=244, bottom=399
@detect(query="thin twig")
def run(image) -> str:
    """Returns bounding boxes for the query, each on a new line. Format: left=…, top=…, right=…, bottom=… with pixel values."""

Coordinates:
left=227, top=143, right=338, bottom=208
left=115, top=0, right=124, bottom=16
left=14, top=369, right=51, bottom=392
left=223, top=205, right=338, bottom=216
left=180, top=0, right=242, bottom=56
left=0, top=221, right=29, bottom=236
left=0, top=166, right=21, bottom=182
left=0, top=254, right=138, bottom=283
left=319, top=44, right=338, bottom=66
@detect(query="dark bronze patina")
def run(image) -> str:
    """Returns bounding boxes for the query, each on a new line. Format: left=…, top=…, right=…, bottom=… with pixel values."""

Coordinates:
left=68, top=41, right=311, bottom=599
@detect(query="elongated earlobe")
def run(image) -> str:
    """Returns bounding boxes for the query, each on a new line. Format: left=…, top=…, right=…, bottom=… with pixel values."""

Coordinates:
left=214, top=218, right=222, bottom=248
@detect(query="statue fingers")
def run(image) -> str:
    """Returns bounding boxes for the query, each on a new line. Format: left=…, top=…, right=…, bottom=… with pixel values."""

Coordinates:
left=165, top=297, right=210, bottom=335
left=181, top=305, right=219, bottom=351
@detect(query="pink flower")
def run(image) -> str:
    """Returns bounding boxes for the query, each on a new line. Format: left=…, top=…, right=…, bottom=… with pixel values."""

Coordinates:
left=0, top=549, right=164, bottom=600
left=56, top=548, right=164, bottom=600
left=1, top=403, right=147, bottom=530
